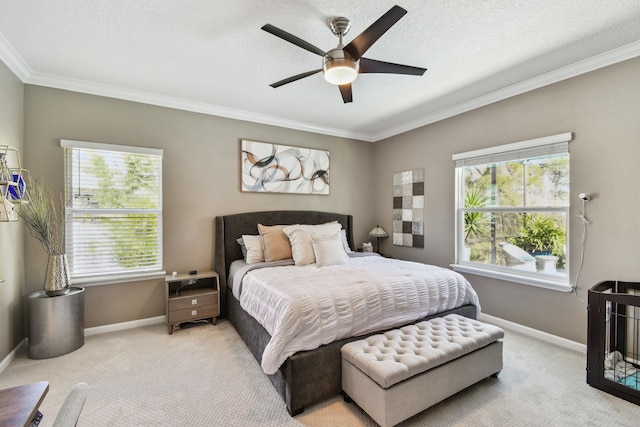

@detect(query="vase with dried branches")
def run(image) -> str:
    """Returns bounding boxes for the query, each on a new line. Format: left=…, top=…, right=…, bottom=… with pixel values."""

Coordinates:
left=17, top=177, right=70, bottom=296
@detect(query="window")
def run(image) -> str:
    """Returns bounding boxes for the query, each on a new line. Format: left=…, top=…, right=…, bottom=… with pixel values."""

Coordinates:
left=452, top=133, right=571, bottom=291
left=62, top=140, right=163, bottom=285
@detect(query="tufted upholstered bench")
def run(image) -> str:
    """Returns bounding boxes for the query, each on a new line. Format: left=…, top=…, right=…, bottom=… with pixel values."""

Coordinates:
left=341, top=314, right=504, bottom=427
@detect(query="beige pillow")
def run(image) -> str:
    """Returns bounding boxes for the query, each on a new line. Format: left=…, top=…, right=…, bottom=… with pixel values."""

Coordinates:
left=241, top=235, right=264, bottom=264
left=283, top=222, right=342, bottom=266
left=312, top=232, right=349, bottom=267
left=258, top=224, right=292, bottom=262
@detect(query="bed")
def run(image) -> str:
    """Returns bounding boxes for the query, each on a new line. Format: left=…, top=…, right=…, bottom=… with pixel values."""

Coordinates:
left=214, top=210, right=479, bottom=416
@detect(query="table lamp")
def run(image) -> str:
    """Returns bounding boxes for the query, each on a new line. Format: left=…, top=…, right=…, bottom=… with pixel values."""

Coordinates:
left=368, top=225, right=388, bottom=254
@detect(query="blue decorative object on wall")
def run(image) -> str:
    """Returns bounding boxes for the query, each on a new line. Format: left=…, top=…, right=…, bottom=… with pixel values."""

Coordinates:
left=8, top=173, right=25, bottom=200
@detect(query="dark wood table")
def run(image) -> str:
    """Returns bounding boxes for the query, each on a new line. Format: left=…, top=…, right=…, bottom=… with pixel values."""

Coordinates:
left=0, top=381, right=49, bottom=427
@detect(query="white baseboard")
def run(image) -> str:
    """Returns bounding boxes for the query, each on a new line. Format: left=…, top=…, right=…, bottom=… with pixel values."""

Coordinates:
left=86, top=314, right=587, bottom=353
left=0, top=338, right=26, bottom=374
left=84, top=315, right=165, bottom=336
left=478, top=313, right=586, bottom=354
left=1, top=317, right=164, bottom=373
left=2, top=313, right=585, bottom=375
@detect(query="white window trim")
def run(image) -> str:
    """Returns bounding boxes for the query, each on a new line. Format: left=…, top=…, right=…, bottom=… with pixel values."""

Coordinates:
left=61, top=139, right=164, bottom=285
left=453, top=132, right=572, bottom=291
left=451, top=263, right=572, bottom=292
left=452, top=132, right=572, bottom=162
left=72, top=271, right=166, bottom=287
left=61, top=139, right=163, bottom=156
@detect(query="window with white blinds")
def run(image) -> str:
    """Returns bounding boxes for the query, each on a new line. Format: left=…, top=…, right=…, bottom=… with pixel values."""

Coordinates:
left=452, top=133, right=572, bottom=292
left=61, top=140, right=163, bottom=283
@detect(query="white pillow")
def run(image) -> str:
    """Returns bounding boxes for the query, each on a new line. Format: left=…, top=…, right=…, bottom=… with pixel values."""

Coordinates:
left=236, top=237, right=247, bottom=257
left=241, top=235, right=264, bottom=264
left=283, top=222, right=342, bottom=266
left=340, top=229, right=353, bottom=253
left=311, top=232, right=349, bottom=267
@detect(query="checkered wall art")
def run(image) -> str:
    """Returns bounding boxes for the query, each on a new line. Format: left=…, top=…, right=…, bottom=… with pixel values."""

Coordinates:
left=392, top=169, right=424, bottom=248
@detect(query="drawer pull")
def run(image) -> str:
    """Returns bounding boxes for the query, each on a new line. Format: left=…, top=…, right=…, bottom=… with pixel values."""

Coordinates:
left=192, top=299, right=198, bottom=305
left=191, top=310, right=197, bottom=316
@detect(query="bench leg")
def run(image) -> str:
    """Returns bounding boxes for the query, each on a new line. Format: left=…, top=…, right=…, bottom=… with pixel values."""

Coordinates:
left=491, top=370, right=501, bottom=378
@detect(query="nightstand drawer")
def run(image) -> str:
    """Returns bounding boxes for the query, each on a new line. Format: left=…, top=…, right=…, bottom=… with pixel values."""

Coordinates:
left=165, top=270, right=220, bottom=334
left=168, top=304, right=218, bottom=324
left=168, top=291, right=217, bottom=311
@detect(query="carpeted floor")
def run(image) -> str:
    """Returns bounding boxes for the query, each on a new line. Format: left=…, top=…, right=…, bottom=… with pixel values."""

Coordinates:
left=1, top=319, right=639, bottom=426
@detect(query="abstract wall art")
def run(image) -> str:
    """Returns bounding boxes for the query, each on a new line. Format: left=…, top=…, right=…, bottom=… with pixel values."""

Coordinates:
left=392, top=168, right=424, bottom=248
left=241, top=140, right=330, bottom=194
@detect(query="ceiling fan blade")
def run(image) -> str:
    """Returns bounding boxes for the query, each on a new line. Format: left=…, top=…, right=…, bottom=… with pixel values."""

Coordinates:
left=343, top=5, right=407, bottom=60
left=269, top=69, right=322, bottom=88
left=338, top=84, right=353, bottom=103
left=262, top=24, right=326, bottom=57
left=359, top=57, right=426, bottom=76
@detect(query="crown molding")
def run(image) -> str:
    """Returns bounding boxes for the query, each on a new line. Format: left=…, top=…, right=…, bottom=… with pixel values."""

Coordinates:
left=25, top=72, right=373, bottom=142
left=0, top=32, right=31, bottom=81
left=2, top=30, right=638, bottom=143
left=372, top=39, right=640, bottom=142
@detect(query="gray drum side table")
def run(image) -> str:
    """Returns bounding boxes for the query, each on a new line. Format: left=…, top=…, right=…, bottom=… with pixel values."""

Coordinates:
left=28, top=287, right=85, bottom=359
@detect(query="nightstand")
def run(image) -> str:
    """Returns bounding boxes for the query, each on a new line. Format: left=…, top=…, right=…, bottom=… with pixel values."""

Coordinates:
left=165, top=271, right=220, bottom=335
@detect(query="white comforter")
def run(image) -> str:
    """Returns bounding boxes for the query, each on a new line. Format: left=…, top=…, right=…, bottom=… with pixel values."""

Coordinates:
left=236, top=255, right=480, bottom=374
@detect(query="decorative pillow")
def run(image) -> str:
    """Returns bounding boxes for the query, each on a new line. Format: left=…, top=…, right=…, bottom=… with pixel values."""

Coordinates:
left=241, top=235, right=264, bottom=264
left=283, top=222, right=342, bottom=266
left=312, top=232, right=349, bottom=267
left=340, top=229, right=353, bottom=253
left=258, top=224, right=292, bottom=262
left=236, top=237, right=247, bottom=257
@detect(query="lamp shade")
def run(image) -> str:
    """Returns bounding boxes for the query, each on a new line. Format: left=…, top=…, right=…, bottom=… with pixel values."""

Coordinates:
left=323, top=58, right=358, bottom=85
left=323, top=48, right=359, bottom=86
left=368, top=225, right=388, bottom=238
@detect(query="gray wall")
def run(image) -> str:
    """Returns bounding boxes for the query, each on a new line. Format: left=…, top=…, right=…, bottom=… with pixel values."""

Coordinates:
left=22, top=86, right=376, bottom=328
left=3, top=55, right=638, bottom=361
left=0, top=60, right=24, bottom=361
left=374, top=57, right=640, bottom=344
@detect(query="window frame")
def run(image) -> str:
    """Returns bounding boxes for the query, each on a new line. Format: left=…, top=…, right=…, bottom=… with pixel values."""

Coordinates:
left=61, top=139, right=165, bottom=286
left=451, top=133, right=572, bottom=292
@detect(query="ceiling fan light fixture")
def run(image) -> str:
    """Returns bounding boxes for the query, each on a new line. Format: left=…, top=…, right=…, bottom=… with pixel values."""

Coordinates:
left=263, top=6, right=424, bottom=101
left=323, top=57, right=359, bottom=85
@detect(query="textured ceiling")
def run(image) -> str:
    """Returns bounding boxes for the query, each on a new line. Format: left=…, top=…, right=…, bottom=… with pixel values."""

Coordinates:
left=1, top=1, right=640, bottom=141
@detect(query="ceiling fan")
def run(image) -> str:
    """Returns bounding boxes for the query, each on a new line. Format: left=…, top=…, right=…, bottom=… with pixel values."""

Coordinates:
left=262, top=5, right=426, bottom=103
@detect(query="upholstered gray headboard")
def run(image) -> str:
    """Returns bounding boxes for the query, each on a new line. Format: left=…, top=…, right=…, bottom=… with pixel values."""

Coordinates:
left=214, top=210, right=354, bottom=317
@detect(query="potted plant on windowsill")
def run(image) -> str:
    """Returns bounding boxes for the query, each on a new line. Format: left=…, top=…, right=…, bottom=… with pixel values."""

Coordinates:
left=17, top=177, right=70, bottom=296
left=510, top=214, right=565, bottom=255
left=509, top=214, right=566, bottom=271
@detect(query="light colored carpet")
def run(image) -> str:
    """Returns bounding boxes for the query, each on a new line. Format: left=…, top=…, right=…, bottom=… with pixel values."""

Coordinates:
left=1, top=319, right=639, bottom=426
